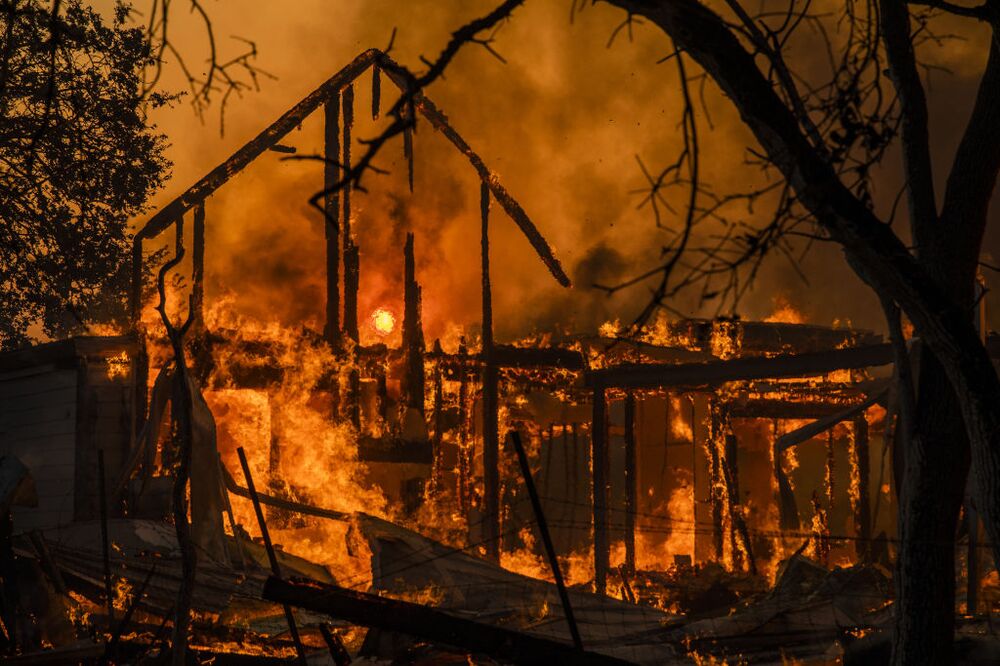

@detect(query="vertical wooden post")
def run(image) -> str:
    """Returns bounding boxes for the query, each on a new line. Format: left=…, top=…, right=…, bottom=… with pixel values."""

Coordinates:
left=191, top=202, right=205, bottom=332
left=481, top=183, right=500, bottom=563
left=853, top=414, right=872, bottom=559
left=344, top=243, right=361, bottom=429
left=431, top=340, right=444, bottom=496
left=623, top=392, right=637, bottom=575
left=457, top=337, right=470, bottom=513
left=826, top=430, right=836, bottom=512
left=709, top=403, right=724, bottom=562
left=592, top=382, right=609, bottom=595
left=341, top=84, right=357, bottom=347
left=341, top=84, right=354, bottom=256
left=323, top=93, right=341, bottom=347
left=402, top=233, right=425, bottom=413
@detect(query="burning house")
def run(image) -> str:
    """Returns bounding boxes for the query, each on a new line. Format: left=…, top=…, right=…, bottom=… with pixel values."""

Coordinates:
left=2, top=46, right=999, bottom=665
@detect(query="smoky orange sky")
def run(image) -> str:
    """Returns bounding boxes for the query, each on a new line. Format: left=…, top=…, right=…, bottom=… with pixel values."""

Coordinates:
left=122, top=1, right=1000, bottom=345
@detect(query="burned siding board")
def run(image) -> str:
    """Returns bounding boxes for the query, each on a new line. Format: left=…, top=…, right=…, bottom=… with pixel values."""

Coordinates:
left=0, top=368, right=78, bottom=532
left=0, top=336, right=137, bottom=531
left=0, top=371, right=78, bottom=399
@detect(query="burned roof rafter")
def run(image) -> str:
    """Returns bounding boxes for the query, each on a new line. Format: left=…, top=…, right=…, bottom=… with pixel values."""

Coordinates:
left=131, top=48, right=570, bottom=326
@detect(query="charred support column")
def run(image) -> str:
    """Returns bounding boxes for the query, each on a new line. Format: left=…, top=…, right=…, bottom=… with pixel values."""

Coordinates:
left=623, top=392, right=637, bottom=575
left=342, top=85, right=357, bottom=329
left=323, top=93, right=341, bottom=346
left=852, top=414, right=872, bottom=559
left=457, top=337, right=471, bottom=513
left=402, top=233, right=425, bottom=413
left=192, top=202, right=205, bottom=331
left=481, top=184, right=500, bottom=562
left=592, top=382, right=609, bottom=595
left=708, top=403, right=724, bottom=562
left=431, top=340, right=445, bottom=496
left=344, top=243, right=361, bottom=429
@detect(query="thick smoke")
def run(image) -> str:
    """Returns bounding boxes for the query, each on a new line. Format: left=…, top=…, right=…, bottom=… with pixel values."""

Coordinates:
left=135, top=1, right=1000, bottom=341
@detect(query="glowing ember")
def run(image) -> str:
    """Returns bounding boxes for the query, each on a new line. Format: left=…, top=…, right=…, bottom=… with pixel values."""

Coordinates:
left=370, top=307, right=396, bottom=336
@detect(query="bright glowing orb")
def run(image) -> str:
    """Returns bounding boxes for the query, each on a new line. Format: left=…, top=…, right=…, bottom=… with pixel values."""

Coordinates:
left=370, top=307, right=396, bottom=336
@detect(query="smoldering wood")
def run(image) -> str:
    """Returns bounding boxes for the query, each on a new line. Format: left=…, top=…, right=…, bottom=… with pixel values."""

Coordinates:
left=402, top=233, right=425, bottom=413
left=404, top=122, right=414, bottom=193
left=370, top=63, right=381, bottom=120
left=722, top=434, right=756, bottom=576
left=324, top=92, right=342, bottom=346
left=344, top=242, right=361, bottom=429
left=192, top=203, right=206, bottom=334
left=262, top=577, right=634, bottom=666
left=623, top=392, right=637, bottom=575
left=342, top=83, right=354, bottom=253
left=775, top=387, right=886, bottom=452
left=592, top=383, right=609, bottom=595
left=853, top=415, right=872, bottom=559
left=457, top=337, right=471, bottom=513
left=219, top=462, right=350, bottom=522
left=105, top=563, right=157, bottom=660
left=344, top=244, right=360, bottom=343
left=826, top=431, right=836, bottom=513
left=773, top=422, right=801, bottom=532
left=481, top=183, right=500, bottom=563
left=430, top=341, right=444, bottom=496
left=587, top=343, right=893, bottom=390
left=319, top=622, right=352, bottom=666
left=709, top=405, right=724, bottom=561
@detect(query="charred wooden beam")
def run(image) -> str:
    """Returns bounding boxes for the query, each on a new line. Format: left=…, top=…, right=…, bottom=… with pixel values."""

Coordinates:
left=192, top=203, right=206, bottom=332
left=852, top=415, right=872, bottom=559
left=344, top=244, right=360, bottom=343
left=342, top=84, right=354, bottom=253
left=132, top=50, right=379, bottom=324
left=262, top=577, right=633, bottom=666
left=402, top=233, right=425, bottom=413
left=344, top=242, right=361, bottom=429
left=708, top=405, right=725, bottom=562
left=592, top=383, right=609, bottom=595
left=772, top=420, right=800, bottom=532
left=427, top=344, right=586, bottom=372
left=729, top=398, right=874, bottom=420
left=623, top=393, right=637, bottom=575
left=220, top=463, right=349, bottom=521
left=376, top=53, right=570, bottom=288
left=586, top=343, right=894, bottom=390
left=775, top=388, right=887, bottom=452
left=431, top=340, right=445, bottom=496
left=324, top=92, right=342, bottom=346
left=481, top=184, right=500, bottom=563
left=138, top=49, right=375, bottom=237
left=457, top=337, right=471, bottom=513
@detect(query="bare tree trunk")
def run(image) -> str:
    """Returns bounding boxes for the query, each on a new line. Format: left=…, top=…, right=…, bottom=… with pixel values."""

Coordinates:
left=893, top=352, right=969, bottom=665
